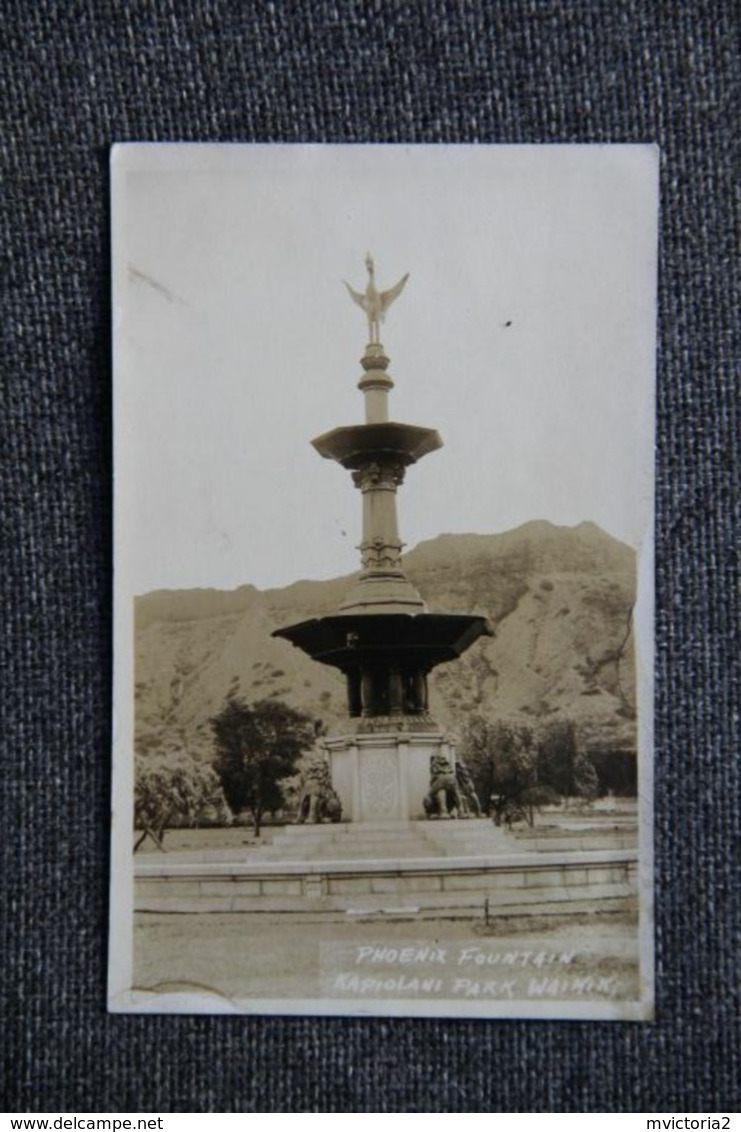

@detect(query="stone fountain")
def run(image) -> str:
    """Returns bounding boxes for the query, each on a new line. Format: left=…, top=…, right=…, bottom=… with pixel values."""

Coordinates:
left=273, top=254, right=493, bottom=822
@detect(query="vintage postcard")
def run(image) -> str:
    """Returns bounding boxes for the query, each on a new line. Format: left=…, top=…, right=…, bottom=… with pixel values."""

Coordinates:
left=109, top=144, right=658, bottom=1018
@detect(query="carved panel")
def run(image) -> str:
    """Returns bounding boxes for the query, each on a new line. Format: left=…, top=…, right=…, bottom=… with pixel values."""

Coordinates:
left=359, top=749, right=399, bottom=819
left=359, top=535, right=404, bottom=570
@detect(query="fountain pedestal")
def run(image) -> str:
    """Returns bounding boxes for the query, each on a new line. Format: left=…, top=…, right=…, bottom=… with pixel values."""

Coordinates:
left=326, top=728, right=456, bottom=823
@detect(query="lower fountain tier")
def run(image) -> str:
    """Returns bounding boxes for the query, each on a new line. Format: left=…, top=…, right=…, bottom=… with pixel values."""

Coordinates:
left=273, top=611, right=493, bottom=718
left=272, top=611, right=493, bottom=672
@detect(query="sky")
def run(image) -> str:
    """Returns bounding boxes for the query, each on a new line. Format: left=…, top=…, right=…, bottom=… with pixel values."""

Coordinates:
left=113, top=144, right=659, bottom=595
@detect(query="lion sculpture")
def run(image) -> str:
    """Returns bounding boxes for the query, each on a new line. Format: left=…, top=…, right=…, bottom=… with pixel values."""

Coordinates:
left=296, top=754, right=342, bottom=824
left=423, top=753, right=482, bottom=819
left=455, top=758, right=482, bottom=818
left=422, top=753, right=462, bottom=819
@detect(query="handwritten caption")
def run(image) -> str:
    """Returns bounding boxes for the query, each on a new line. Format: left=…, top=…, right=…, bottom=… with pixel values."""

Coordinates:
left=320, top=941, right=626, bottom=1000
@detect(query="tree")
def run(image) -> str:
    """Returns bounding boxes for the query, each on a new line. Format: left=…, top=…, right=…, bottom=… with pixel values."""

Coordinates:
left=537, top=719, right=599, bottom=804
left=587, top=745, right=637, bottom=796
left=536, top=719, right=579, bottom=797
left=458, top=714, right=500, bottom=814
left=573, top=753, right=600, bottom=803
left=210, top=695, right=317, bottom=836
left=134, top=752, right=231, bottom=852
left=462, top=714, right=611, bottom=825
left=459, top=716, right=554, bottom=826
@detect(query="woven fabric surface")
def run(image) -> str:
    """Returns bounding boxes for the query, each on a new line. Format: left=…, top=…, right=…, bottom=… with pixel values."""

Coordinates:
left=2, top=0, right=739, bottom=1113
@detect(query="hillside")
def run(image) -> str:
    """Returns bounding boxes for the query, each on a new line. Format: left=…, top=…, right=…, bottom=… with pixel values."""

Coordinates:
left=133, top=520, right=637, bottom=761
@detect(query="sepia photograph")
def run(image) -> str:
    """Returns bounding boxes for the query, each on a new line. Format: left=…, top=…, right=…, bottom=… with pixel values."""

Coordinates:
left=109, top=143, right=658, bottom=1019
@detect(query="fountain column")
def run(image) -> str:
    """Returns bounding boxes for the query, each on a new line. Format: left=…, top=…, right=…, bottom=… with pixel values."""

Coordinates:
left=273, top=256, right=493, bottom=822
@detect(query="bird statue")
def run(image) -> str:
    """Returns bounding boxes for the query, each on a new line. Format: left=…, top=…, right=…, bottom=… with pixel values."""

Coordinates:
left=343, top=253, right=409, bottom=345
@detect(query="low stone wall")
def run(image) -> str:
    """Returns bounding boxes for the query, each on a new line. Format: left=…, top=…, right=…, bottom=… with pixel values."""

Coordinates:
left=135, top=848, right=637, bottom=917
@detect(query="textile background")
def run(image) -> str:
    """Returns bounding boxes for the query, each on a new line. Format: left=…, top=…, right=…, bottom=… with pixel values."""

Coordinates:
left=2, top=0, right=739, bottom=1113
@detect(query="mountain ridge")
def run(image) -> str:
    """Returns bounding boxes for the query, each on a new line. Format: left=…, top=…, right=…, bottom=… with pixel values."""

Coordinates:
left=134, top=521, right=637, bottom=759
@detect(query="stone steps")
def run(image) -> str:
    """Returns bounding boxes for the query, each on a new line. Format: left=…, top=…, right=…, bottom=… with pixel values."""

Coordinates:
left=266, top=818, right=508, bottom=862
left=134, top=816, right=639, bottom=920
left=512, top=835, right=637, bottom=852
left=265, top=824, right=434, bottom=861
left=210, top=819, right=637, bottom=863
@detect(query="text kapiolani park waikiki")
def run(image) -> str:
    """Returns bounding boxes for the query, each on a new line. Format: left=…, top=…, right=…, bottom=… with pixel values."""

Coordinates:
left=332, top=972, right=623, bottom=998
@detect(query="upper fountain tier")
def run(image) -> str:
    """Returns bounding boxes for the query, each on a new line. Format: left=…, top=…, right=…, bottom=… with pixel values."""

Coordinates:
left=274, top=258, right=492, bottom=701
left=311, top=334, right=444, bottom=615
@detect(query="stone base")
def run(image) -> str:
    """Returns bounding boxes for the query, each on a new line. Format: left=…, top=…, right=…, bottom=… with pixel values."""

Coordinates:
left=134, top=822, right=639, bottom=917
left=135, top=846, right=638, bottom=917
left=324, top=729, right=455, bottom=822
